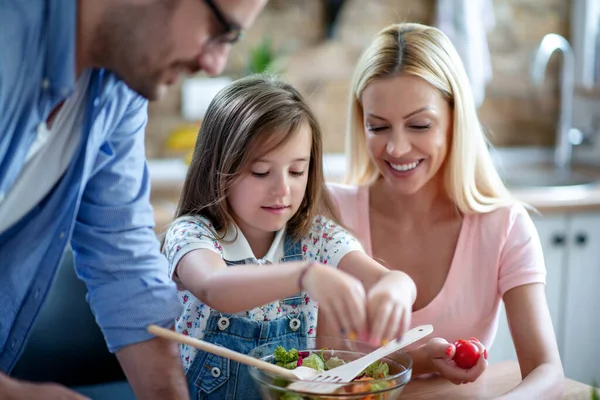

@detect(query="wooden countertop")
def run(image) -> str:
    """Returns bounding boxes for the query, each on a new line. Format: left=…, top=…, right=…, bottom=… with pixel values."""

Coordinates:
left=399, top=361, right=596, bottom=400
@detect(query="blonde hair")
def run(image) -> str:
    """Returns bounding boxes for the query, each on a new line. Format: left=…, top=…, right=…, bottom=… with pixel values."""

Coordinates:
left=346, top=23, right=514, bottom=214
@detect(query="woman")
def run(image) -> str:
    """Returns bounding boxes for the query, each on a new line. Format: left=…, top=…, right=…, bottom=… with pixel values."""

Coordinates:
left=324, top=22, right=564, bottom=397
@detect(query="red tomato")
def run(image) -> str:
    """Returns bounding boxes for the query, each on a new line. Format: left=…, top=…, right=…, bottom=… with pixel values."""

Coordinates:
left=452, top=339, right=481, bottom=369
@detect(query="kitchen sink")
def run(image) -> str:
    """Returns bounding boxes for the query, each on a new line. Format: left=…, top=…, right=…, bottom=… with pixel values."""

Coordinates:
left=500, top=167, right=599, bottom=189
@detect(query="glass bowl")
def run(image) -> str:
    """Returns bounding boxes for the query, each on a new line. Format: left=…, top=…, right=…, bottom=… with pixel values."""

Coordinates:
left=248, top=336, right=412, bottom=400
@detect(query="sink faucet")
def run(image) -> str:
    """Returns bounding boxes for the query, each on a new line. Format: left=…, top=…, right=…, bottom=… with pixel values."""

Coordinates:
left=531, top=33, right=575, bottom=171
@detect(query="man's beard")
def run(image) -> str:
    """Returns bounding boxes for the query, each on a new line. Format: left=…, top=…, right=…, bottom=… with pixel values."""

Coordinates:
left=90, top=3, right=177, bottom=101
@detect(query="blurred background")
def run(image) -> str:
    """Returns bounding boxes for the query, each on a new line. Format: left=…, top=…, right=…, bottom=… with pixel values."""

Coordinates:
left=149, top=0, right=575, bottom=158
left=146, top=0, right=600, bottom=389
left=11, top=2, right=600, bottom=398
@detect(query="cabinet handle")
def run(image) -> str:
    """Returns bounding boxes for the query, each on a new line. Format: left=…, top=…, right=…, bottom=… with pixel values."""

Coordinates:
left=551, top=233, right=566, bottom=246
left=575, top=232, right=588, bottom=246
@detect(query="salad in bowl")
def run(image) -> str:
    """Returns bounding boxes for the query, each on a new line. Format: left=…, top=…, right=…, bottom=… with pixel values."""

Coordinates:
left=248, top=336, right=412, bottom=400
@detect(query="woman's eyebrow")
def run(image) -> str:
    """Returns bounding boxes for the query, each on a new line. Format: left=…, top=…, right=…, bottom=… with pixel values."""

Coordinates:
left=403, top=106, right=434, bottom=119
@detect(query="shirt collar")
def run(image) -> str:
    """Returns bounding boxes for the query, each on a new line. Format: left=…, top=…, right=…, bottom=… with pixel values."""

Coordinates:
left=45, top=0, right=77, bottom=99
left=222, top=224, right=286, bottom=264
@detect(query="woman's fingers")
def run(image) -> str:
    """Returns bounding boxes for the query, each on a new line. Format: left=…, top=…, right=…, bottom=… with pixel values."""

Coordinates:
left=428, top=338, right=488, bottom=384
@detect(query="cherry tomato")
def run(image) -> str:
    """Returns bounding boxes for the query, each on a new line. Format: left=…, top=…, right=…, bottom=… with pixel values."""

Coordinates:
left=452, top=339, right=481, bottom=369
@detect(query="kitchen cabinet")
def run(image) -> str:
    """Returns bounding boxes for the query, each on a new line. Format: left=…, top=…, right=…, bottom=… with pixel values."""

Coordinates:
left=489, top=212, right=600, bottom=386
left=562, top=213, right=600, bottom=386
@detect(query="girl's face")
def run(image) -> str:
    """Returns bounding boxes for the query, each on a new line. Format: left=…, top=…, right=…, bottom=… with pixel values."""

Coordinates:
left=227, top=123, right=312, bottom=239
left=361, top=74, right=452, bottom=195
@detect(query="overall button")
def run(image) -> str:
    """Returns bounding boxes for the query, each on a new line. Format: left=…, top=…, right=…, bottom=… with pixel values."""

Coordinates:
left=289, top=317, right=301, bottom=332
left=210, top=367, right=221, bottom=378
left=217, top=317, right=230, bottom=331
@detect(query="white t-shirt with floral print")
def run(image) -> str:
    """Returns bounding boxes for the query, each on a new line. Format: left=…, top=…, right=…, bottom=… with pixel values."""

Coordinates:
left=163, top=215, right=364, bottom=372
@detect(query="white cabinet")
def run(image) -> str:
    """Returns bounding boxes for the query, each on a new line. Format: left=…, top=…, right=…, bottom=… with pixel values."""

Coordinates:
left=533, top=213, right=570, bottom=351
left=490, top=212, right=600, bottom=386
left=562, top=213, right=600, bottom=386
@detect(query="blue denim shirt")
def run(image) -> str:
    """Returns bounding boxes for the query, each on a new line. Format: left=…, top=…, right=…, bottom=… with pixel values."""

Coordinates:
left=0, top=0, right=181, bottom=372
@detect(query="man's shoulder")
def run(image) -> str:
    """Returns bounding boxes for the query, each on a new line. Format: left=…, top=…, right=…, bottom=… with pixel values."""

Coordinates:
left=0, top=1, right=45, bottom=76
left=101, top=72, right=148, bottom=111
left=1, top=0, right=45, bottom=32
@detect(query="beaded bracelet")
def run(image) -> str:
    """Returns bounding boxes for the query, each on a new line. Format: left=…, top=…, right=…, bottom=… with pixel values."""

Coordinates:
left=297, top=262, right=317, bottom=291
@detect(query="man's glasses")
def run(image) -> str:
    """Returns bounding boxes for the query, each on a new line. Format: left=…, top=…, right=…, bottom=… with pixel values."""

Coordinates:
left=204, top=0, right=244, bottom=44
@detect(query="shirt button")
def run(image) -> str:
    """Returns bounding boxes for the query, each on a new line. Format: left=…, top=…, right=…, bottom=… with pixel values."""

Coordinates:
left=210, top=367, right=221, bottom=378
left=41, top=78, right=50, bottom=90
left=59, top=232, right=66, bottom=239
left=217, top=317, right=230, bottom=331
left=289, top=317, right=301, bottom=332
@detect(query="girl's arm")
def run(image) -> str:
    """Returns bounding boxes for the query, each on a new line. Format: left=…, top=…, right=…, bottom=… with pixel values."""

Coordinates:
left=494, top=283, right=564, bottom=399
left=177, top=249, right=307, bottom=313
left=337, top=250, right=416, bottom=344
left=176, top=249, right=367, bottom=335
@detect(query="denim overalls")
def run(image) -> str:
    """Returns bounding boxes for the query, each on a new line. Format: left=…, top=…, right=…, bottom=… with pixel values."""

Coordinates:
left=185, top=236, right=309, bottom=400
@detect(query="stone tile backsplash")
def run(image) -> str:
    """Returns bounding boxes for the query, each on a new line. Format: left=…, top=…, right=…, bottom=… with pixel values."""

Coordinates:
left=145, top=0, right=579, bottom=158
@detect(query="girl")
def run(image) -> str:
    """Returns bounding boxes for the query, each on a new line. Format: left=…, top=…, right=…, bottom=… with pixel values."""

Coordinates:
left=162, top=74, right=417, bottom=399
left=325, top=22, right=564, bottom=397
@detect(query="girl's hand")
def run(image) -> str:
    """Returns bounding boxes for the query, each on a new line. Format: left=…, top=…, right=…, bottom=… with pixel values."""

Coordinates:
left=421, top=337, right=488, bottom=385
left=366, top=270, right=415, bottom=345
left=301, top=263, right=367, bottom=337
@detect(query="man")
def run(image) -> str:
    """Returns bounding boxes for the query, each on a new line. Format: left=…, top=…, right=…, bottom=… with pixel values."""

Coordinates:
left=0, top=0, right=266, bottom=398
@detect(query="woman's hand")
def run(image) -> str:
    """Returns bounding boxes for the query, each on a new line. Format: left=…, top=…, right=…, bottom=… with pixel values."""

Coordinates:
left=421, top=337, right=488, bottom=385
left=365, top=270, right=415, bottom=345
left=301, top=263, right=367, bottom=338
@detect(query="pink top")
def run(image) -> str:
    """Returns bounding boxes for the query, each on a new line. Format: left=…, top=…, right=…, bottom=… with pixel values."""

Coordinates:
left=327, top=182, right=546, bottom=351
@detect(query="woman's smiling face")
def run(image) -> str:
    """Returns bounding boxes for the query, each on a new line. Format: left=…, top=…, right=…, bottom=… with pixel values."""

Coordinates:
left=361, top=74, right=453, bottom=195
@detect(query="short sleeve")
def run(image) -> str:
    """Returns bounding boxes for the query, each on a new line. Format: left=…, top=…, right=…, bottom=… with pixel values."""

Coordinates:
left=498, top=205, right=546, bottom=296
left=303, top=215, right=364, bottom=267
left=163, top=216, right=224, bottom=280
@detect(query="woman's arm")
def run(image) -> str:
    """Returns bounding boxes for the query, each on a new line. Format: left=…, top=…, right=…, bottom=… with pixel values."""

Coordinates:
left=495, top=283, right=564, bottom=399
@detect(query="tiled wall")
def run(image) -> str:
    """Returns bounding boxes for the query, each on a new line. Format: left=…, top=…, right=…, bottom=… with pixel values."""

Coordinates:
left=145, top=0, right=572, bottom=158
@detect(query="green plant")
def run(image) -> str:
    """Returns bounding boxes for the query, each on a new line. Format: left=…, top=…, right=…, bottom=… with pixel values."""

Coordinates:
left=246, top=36, right=282, bottom=75
left=592, top=380, right=599, bottom=400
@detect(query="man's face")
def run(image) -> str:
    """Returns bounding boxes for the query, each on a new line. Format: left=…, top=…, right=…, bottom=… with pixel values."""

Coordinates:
left=94, top=0, right=266, bottom=100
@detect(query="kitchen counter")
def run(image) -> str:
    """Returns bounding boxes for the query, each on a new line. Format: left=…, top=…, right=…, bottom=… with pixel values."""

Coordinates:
left=149, top=151, right=600, bottom=231
left=399, top=361, right=596, bottom=399
left=510, top=183, right=600, bottom=214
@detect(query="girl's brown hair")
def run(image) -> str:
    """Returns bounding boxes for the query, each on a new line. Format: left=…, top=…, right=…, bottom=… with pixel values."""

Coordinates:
left=173, top=74, right=339, bottom=242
